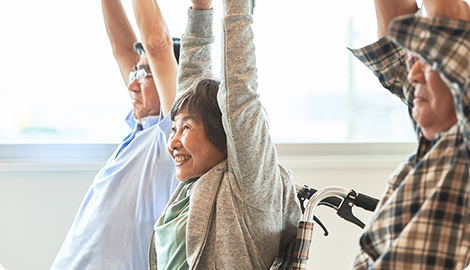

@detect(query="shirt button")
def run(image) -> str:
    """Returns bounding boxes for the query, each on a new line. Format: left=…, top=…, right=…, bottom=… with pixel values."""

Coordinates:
left=419, top=30, right=430, bottom=39
left=142, top=119, right=148, bottom=125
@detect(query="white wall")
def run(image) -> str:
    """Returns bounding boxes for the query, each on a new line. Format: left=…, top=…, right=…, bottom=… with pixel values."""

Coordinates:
left=0, top=171, right=94, bottom=270
left=0, top=143, right=415, bottom=270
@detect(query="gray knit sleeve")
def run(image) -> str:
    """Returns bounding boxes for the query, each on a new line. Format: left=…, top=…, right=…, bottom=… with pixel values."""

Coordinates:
left=218, top=0, right=282, bottom=209
left=177, top=8, right=215, bottom=93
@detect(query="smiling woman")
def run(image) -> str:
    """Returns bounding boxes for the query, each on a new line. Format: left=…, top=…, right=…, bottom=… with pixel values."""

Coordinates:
left=147, top=1, right=301, bottom=268
left=168, top=78, right=227, bottom=181
left=169, top=107, right=227, bottom=181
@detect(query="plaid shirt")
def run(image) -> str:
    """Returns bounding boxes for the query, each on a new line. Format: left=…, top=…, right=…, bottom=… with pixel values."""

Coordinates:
left=270, top=221, right=314, bottom=270
left=349, top=14, right=470, bottom=270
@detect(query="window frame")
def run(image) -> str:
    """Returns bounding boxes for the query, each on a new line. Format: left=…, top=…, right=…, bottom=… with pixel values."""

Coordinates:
left=0, top=143, right=417, bottom=172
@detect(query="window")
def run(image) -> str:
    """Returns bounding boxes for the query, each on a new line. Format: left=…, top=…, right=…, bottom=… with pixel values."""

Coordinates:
left=0, top=0, right=417, bottom=145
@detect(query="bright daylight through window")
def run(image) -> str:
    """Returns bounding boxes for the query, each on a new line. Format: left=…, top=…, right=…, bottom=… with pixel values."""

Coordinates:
left=0, top=0, right=416, bottom=144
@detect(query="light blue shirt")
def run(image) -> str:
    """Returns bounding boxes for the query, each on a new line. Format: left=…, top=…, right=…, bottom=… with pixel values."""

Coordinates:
left=51, top=110, right=179, bottom=270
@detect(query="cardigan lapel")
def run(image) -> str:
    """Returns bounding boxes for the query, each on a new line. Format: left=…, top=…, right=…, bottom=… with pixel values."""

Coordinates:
left=186, top=160, right=228, bottom=268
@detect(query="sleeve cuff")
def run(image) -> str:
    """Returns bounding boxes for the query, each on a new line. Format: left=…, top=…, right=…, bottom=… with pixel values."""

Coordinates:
left=185, top=7, right=214, bottom=38
left=348, top=37, right=406, bottom=75
left=157, top=112, right=173, bottom=137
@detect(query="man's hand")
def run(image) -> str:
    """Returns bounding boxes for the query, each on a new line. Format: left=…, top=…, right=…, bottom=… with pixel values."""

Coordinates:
left=423, top=0, right=470, bottom=22
left=374, top=0, right=418, bottom=38
left=192, top=0, right=211, bottom=10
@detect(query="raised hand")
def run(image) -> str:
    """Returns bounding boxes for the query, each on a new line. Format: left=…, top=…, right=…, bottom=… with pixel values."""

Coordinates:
left=192, top=0, right=211, bottom=10
left=423, top=0, right=470, bottom=22
left=374, top=0, right=418, bottom=38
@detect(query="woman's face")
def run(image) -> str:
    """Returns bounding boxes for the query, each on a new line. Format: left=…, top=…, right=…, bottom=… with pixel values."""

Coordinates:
left=168, top=107, right=226, bottom=181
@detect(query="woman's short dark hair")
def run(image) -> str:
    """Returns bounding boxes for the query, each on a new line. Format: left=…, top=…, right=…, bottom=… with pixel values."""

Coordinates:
left=170, top=77, right=227, bottom=155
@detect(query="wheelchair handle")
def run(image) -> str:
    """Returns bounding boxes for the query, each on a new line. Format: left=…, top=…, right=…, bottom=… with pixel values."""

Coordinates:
left=303, top=186, right=351, bottom=222
left=355, top=193, right=379, bottom=212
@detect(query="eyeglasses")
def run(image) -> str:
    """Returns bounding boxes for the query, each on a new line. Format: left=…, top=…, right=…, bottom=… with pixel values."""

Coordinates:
left=406, top=51, right=431, bottom=73
left=128, top=69, right=152, bottom=84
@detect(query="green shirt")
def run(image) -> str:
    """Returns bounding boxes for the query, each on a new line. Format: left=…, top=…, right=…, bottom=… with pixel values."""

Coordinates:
left=154, top=181, right=193, bottom=270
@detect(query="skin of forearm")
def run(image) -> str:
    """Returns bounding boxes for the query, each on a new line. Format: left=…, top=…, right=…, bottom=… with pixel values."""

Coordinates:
left=133, top=0, right=171, bottom=55
left=132, top=0, right=177, bottom=117
left=374, top=0, right=418, bottom=38
left=101, top=0, right=138, bottom=84
left=423, top=0, right=470, bottom=21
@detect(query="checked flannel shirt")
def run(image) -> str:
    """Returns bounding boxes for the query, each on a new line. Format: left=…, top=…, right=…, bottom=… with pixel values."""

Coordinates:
left=270, top=221, right=314, bottom=270
left=348, top=14, right=470, bottom=270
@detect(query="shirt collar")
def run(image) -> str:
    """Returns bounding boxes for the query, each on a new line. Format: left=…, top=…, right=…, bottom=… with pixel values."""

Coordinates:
left=140, top=114, right=160, bottom=130
left=125, top=110, right=161, bottom=131
left=413, top=124, right=459, bottom=165
left=431, top=123, right=459, bottom=143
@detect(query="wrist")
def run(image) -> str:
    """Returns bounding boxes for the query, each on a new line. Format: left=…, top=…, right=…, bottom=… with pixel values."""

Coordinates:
left=423, top=0, right=470, bottom=21
left=192, top=5, right=211, bottom=10
left=192, top=0, right=212, bottom=10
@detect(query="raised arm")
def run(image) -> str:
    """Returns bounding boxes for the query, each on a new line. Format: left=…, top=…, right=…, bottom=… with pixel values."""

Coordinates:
left=374, top=0, right=418, bottom=38
left=101, top=0, right=139, bottom=85
left=219, top=0, right=285, bottom=204
left=132, top=0, right=178, bottom=117
left=176, top=0, right=215, bottom=93
left=423, top=0, right=470, bottom=21
left=349, top=0, right=420, bottom=137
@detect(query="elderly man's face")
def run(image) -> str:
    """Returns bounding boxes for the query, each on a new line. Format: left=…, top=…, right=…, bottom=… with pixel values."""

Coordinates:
left=127, top=55, right=161, bottom=124
left=407, top=58, right=457, bottom=140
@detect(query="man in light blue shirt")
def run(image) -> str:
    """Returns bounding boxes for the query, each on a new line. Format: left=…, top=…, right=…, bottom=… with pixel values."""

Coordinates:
left=50, top=0, right=179, bottom=269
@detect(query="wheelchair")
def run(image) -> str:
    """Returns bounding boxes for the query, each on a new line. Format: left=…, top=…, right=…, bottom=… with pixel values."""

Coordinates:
left=270, top=184, right=379, bottom=270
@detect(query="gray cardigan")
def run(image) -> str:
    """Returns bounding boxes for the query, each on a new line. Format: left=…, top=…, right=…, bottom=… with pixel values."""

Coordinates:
left=149, top=3, right=300, bottom=269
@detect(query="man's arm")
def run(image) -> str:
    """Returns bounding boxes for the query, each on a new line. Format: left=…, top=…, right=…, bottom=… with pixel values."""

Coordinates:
left=374, top=0, right=418, bottom=38
left=101, top=0, right=139, bottom=86
left=132, top=0, right=178, bottom=117
left=420, top=0, right=470, bottom=151
left=349, top=0, right=420, bottom=129
left=423, top=0, right=470, bottom=21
